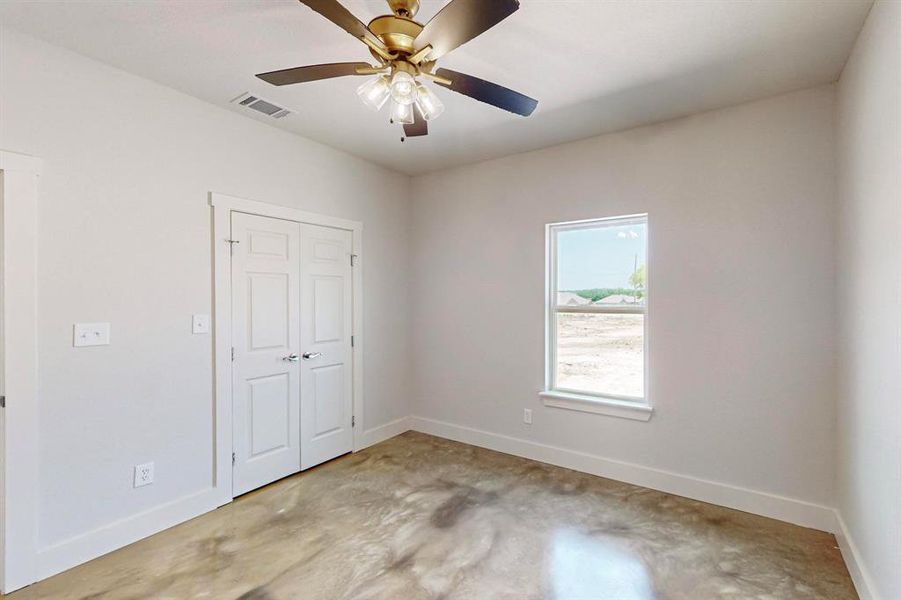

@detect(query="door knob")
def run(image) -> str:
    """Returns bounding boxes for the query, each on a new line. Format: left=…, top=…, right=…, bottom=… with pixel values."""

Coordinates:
left=282, top=353, right=300, bottom=362
left=302, top=352, right=322, bottom=360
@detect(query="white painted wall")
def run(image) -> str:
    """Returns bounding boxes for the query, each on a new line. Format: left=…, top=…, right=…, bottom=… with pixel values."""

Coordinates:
left=2, top=11, right=893, bottom=594
left=0, top=28, right=411, bottom=552
left=410, top=87, right=838, bottom=512
left=834, top=2, right=901, bottom=598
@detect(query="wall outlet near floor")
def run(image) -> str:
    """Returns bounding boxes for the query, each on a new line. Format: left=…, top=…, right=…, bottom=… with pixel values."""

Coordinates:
left=134, top=462, right=154, bottom=488
left=523, top=408, right=533, bottom=425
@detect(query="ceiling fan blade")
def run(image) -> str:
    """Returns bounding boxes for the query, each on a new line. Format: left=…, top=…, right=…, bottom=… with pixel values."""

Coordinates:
left=433, top=68, right=537, bottom=116
left=413, top=0, right=519, bottom=61
left=297, top=0, right=387, bottom=51
left=404, top=104, right=429, bottom=137
left=256, top=62, right=371, bottom=86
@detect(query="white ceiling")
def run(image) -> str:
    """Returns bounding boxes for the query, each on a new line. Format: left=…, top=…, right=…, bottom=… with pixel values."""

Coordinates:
left=0, top=0, right=872, bottom=175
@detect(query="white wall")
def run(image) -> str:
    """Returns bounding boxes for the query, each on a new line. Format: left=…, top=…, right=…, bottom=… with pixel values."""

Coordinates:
left=2, top=11, right=892, bottom=594
left=0, top=27, right=411, bottom=553
left=410, top=86, right=838, bottom=517
left=834, top=2, right=901, bottom=598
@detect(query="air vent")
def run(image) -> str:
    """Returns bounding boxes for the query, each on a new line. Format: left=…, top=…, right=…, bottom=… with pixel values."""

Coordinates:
left=231, top=92, right=292, bottom=119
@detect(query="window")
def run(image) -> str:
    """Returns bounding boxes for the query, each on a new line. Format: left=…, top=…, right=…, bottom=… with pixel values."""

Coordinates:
left=541, top=215, right=651, bottom=420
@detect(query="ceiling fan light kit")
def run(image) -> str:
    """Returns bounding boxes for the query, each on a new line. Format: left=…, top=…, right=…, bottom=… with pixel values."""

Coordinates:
left=256, top=0, right=538, bottom=139
left=414, top=83, right=444, bottom=120
left=356, top=75, right=391, bottom=111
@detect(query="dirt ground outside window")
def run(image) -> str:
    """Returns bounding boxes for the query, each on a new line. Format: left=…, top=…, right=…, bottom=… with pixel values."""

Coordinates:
left=555, top=312, right=644, bottom=398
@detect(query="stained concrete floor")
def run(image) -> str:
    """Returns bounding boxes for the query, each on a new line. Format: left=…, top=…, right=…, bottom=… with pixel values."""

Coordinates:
left=5, top=432, right=856, bottom=599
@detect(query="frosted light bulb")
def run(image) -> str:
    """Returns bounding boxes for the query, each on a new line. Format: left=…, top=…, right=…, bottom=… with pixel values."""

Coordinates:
left=356, top=76, right=390, bottom=111
left=415, top=83, right=445, bottom=120
left=390, top=100, right=414, bottom=125
left=389, top=71, right=417, bottom=106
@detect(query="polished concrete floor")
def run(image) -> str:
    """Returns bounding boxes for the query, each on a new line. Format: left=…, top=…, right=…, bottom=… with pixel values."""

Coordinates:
left=7, top=432, right=855, bottom=599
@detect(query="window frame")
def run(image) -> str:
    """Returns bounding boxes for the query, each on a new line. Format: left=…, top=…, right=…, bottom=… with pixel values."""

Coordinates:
left=541, top=214, right=652, bottom=421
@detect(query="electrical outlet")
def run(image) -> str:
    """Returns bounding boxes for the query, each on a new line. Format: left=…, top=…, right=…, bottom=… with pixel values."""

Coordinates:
left=523, top=408, right=533, bottom=425
left=134, top=462, right=154, bottom=488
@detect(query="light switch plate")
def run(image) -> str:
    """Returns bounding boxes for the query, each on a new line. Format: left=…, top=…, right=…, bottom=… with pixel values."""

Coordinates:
left=73, top=322, right=110, bottom=347
left=192, top=314, right=210, bottom=334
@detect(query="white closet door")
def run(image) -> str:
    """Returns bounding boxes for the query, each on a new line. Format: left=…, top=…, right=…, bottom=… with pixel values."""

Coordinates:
left=231, top=212, right=301, bottom=496
left=299, top=223, right=354, bottom=470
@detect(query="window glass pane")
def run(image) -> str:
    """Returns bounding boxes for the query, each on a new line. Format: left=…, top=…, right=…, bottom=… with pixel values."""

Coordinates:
left=556, top=222, right=647, bottom=307
left=555, top=313, right=644, bottom=398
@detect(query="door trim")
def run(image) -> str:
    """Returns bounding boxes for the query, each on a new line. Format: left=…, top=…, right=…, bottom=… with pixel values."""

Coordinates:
left=0, top=150, right=42, bottom=593
left=210, top=192, right=364, bottom=500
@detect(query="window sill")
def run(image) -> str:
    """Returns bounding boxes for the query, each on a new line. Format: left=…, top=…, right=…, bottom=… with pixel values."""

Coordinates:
left=539, top=390, right=653, bottom=422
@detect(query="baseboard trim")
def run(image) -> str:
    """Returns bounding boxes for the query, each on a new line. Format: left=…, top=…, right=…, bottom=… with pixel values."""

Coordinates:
left=358, top=416, right=412, bottom=450
left=31, top=415, right=416, bottom=585
left=36, top=487, right=227, bottom=582
left=409, top=416, right=836, bottom=533
left=834, top=511, right=879, bottom=600
left=28, top=419, right=850, bottom=591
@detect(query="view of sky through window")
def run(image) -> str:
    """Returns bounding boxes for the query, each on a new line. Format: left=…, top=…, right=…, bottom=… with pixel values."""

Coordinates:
left=557, top=222, right=647, bottom=291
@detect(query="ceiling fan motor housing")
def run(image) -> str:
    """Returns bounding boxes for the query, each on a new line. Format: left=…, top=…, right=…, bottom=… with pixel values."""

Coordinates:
left=368, top=14, right=423, bottom=57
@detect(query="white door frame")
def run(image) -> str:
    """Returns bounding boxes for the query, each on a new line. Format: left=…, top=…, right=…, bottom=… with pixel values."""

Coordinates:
left=0, top=150, right=42, bottom=593
left=210, top=192, right=364, bottom=498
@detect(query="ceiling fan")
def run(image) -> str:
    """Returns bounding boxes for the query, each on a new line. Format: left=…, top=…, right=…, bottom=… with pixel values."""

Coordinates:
left=256, top=0, right=538, bottom=139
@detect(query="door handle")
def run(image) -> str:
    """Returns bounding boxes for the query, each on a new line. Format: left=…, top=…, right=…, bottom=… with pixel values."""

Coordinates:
left=282, top=353, right=300, bottom=362
left=302, top=352, right=322, bottom=360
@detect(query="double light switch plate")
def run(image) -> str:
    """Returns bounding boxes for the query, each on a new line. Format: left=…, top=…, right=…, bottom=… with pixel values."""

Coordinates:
left=73, top=322, right=110, bottom=347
